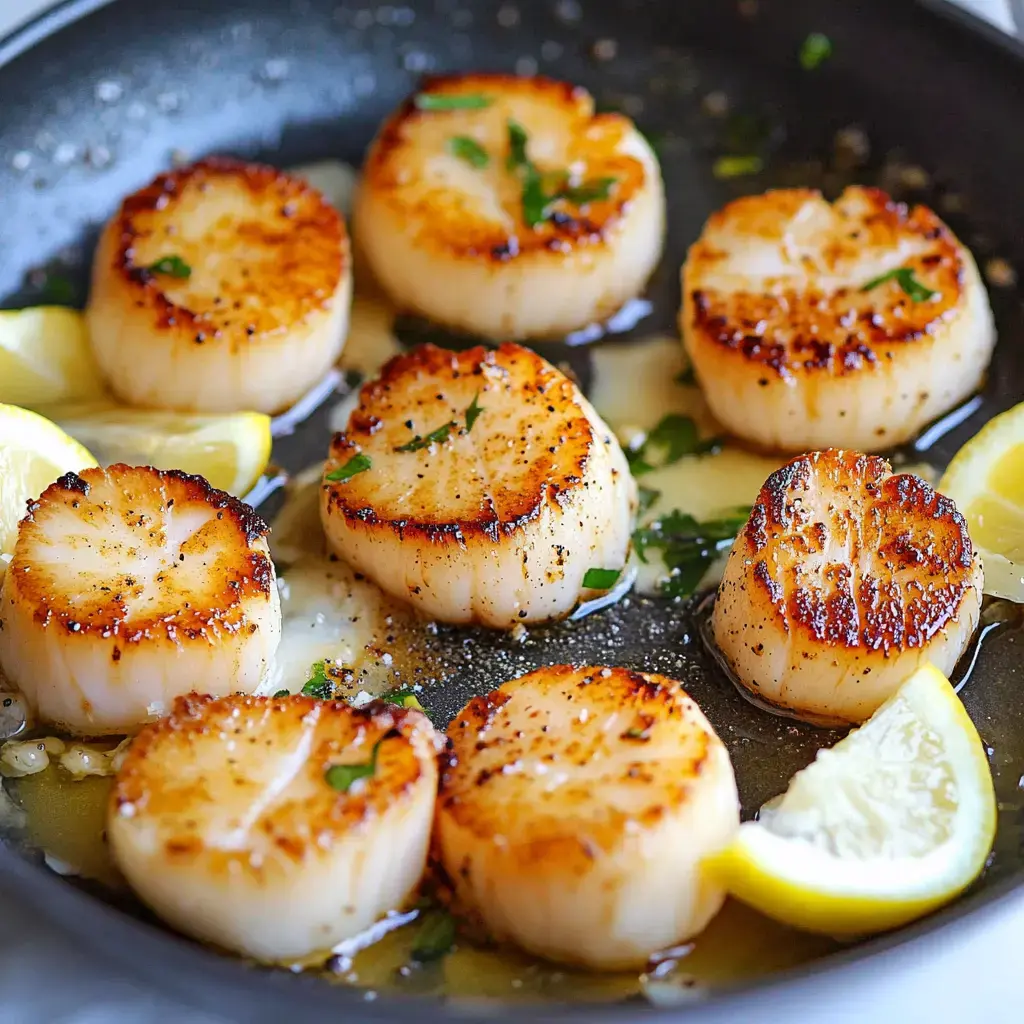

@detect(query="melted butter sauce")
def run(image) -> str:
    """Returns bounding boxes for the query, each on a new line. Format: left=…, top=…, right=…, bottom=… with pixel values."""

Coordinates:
left=2, top=145, right=1016, bottom=1006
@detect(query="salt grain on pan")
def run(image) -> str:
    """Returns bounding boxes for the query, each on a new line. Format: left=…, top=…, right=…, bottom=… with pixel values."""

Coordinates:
left=95, top=80, right=123, bottom=103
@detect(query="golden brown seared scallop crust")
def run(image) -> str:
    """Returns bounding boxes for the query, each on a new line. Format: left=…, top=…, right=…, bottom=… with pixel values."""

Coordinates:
left=681, top=187, right=995, bottom=452
left=10, top=465, right=272, bottom=639
left=0, top=464, right=281, bottom=734
left=113, top=693, right=433, bottom=854
left=713, top=449, right=984, bottom=725
left=320, top=343, right=635, bottom=628
left=87, top=157, right=352, bottom=413
left=108, top=692, right=441, bottom=960
left=433, top=664, right=739, bottom=969
left=355, top=73, right=665, bottom=339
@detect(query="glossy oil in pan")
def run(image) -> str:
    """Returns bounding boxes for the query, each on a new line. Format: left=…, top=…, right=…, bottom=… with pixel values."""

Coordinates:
left=0, top=0, right=1023, bottom=1019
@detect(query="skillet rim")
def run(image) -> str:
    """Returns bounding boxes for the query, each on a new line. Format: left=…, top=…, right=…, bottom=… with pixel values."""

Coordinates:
left=0, top=0, right=1022, bottom=1018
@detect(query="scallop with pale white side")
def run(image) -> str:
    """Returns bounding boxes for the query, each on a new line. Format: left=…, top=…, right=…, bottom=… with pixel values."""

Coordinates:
left=87, top=157, right=351, bottom=414
left=320, top=343, right=635, bottom=628
left=681, top=186, right=995, bottom=452
left=713, top=449, right=983, bottom=726
left=355, top=73, right=665, bottom=340
left=108, top=694, right=440, bottom=961
left=0, top=465, right=281, bottom=735
left=434, top=665, right=739, bottom=970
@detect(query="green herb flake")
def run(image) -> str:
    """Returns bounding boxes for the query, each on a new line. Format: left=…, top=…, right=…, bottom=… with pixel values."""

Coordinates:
left=382, top=688, right=427, bottom=714
left=301, top=661, right=335, bottom=700
left=38, top=273, right=77, bottom=306
left=464, top=392, right=484, bottom=433
left=712, top=155, right=764, bottom=180
left=626, top=415, right=721, bottom=476
left=448, top=135, right=489, bottom=169
left=799, top=32, right=832, bottom=71
left=394, top=421, right=457, bottom=453
left=325, top=453, right=371, bottom=483
left=415, top=92, right=493, bottom=111
left=272, top=689, right=291, bottom=698
left=506, top=119, right=531, bottom=170
left=861, top=267, right=938, bottom=303
left=637, top=485, right=661, bottom=517
left=583, top=567, right=622, bottom=590
left=144, top=255, right=192, bottom=279
left=325, top=739, right=381, bottom=794
left=632, top=508, right=750, bottom=599
left=412, top=910, right=457, bottom=962
left=505, top=120, right=616, bottom=227
left=675, top=365, right=697, bottom=387
left=623, top=726, right=651, bottom=741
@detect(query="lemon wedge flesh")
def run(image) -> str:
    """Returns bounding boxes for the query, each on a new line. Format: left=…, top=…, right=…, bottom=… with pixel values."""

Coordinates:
left=47, top=403, right=272, bottom=498
left=0, top=403, right=98, bottom=564
left=0, top=307, right=105, bottom=407
left=705, top=664, right=995, bottom=936
left=939, top=401, right=1024, bottom=602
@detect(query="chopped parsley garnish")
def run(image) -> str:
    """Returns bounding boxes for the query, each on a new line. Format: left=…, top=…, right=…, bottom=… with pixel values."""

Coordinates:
left=556, top=177, right=617, bottom=205
left=394, top=420, right=457, bottom=453
left=144, top=255, right=191, bottom=279
left=301, top=660, right=335, bottom=700
left=861, top=267, right=938, bottom=303
left=325, top=739, right=381, bottom=793
left=582, top=567, right=622, bottom=590
left=626, top=415, right=721, bottom=476
left=272, top=689, right=290, bottom=698
left=637, top=485, right=661, bottom=517
left=415, top=92, right=493, bottom=111
left=799, top=32, right=832, bottom=71
left=381, top=688, right=427, bottom=714
left=506, top=119, right=531, bottom=170
left=38, top=272, right=77, bottom=306
left=623, top=725, right=651, bottom=741
left=633, top=508, right=749, bottom=599
left=712, top=154, right=763, bottom=180
left=506, top=120, right=617, bottom=228
left=325, top=453, right=371, bottom=482
left=464, top=392, right=484, bottom=433
left=411, top=909, right=457, bottom=962
left=448, top=135, right=489, bottom=168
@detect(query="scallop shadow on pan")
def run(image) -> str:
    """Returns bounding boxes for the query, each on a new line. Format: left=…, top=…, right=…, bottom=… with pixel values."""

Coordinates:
left=1, top=0, right=1024, bottom=1018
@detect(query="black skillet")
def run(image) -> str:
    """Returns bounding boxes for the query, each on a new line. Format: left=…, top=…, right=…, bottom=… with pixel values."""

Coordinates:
left=1, top=0, right=1023, bottom=1020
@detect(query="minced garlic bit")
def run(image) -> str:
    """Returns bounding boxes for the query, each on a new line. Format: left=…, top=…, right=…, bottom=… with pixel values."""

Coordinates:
left=0, top=734, right=131, bottom=780
left=0, top=736, right=63, bottom=778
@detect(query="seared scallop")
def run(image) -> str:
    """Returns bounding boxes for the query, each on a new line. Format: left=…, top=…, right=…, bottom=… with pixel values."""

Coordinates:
left=713, top=449, right=983, bottom=725
left=0, top=465, right=280, bottom=735
left=87, top=158, right=351, bottom=414
left=108, top=694, right=440, bottom=961
left=434, top=665, right=739, bottom=970
left=354, top=73, right=665, bottom=340
left=681, top=186, right=995, bottom=452
left=319, top=343, right=635, bottom=628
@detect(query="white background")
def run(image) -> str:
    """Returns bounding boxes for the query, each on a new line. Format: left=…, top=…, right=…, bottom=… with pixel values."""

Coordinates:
left=0, top=0, right=1021, bottom=1020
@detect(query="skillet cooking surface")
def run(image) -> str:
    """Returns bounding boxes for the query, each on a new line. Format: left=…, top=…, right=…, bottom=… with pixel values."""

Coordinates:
left=1, top=0, right=1023, bottom=1017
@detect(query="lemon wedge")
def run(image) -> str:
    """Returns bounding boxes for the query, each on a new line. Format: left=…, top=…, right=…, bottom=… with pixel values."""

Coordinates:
left=0, top=404, right=98, bottom=566
left=45, top=403, right=272, bottom=497
left=939, top=401, right=1024, bottom=602
left=705, top=663, right=995, bottom=936
left=0, top=307, right=105, bottom=407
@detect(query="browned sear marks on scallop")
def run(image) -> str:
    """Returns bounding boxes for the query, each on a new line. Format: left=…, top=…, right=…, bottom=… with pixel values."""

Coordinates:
left=687, top=187, right=963, bottom=379
left=110, top=157, right=346, bottom=347
left=744, top=449, right=977, bottom=652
